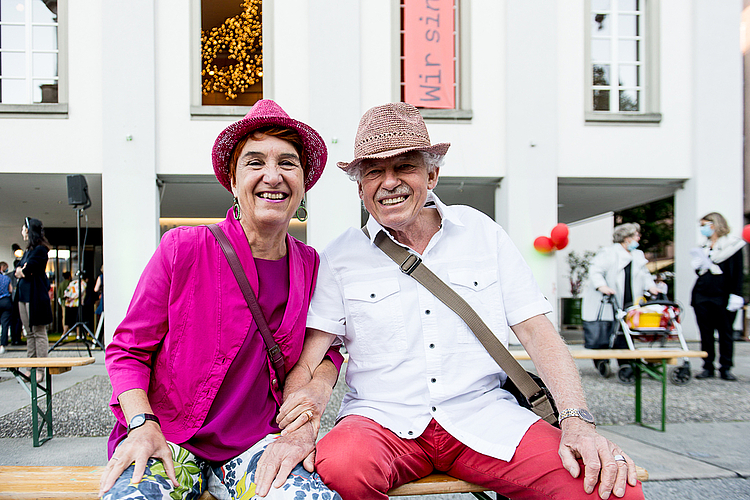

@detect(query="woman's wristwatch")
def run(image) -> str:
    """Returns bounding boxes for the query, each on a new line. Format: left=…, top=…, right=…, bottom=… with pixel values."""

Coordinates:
left=127, top=413, right=160, bottom=435
left=559, top=408, right=596, bottom=427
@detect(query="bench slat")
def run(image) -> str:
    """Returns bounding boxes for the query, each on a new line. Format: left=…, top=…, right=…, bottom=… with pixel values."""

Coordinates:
left=0, top=466, right=102, bottom=500
left=0, top=357, right=96, bottom=369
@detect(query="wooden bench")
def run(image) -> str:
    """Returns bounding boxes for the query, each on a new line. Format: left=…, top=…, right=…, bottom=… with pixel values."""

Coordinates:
left=0, top=357, right=96, bottom=447
left=511, top=348, right=707, bottom=432
left=0, top=466, right=648, bottom=499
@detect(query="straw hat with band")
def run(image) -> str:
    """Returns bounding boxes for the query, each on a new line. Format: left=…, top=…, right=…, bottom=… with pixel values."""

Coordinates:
left=337, top=102, right=450, bottom=174
left=212, top=99, right=328, bottom=192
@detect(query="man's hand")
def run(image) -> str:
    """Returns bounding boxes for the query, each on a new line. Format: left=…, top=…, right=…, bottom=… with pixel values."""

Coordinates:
left=254, top=422, right=317, bottom=497
left=277, top=378, right=332, bottom=435
left=558, top=419, right=637, bottom=499
left=98, top=422, right=178, bottom=497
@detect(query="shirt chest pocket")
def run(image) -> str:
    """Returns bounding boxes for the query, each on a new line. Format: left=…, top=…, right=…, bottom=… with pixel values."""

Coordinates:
left=448, top=270, right=502, bottom=344
left=344, top=279, right=407, bottom=354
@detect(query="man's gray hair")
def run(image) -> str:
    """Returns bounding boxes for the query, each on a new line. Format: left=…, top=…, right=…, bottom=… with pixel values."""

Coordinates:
left=347, top=151, right=444, bottom=182
left=612, top=222, right=641, bottom=243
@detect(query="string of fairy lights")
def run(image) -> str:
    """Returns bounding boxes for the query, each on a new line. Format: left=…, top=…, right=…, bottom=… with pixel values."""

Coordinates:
left=201, top=0, right=263, bottom=100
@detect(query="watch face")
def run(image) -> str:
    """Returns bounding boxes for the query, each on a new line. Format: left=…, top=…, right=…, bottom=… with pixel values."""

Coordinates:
left=130, top=414, right=146, bottom=428
left=579, top=409, right=595, bottom=423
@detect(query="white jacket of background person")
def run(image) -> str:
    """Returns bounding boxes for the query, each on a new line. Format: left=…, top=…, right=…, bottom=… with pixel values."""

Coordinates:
left=581, top=243, right=656, bottom=322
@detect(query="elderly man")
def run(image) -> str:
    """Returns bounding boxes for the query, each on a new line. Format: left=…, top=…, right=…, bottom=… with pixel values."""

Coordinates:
left=280, top=103, right=644, bottom=500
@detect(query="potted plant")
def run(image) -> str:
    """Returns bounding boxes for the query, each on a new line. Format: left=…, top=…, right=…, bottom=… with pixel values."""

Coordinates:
left=561, top=250, right=595, bottom=325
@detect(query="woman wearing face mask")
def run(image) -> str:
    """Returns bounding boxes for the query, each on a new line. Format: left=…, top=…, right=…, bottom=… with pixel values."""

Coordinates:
left=582, top=223, right=660, bottom=377
left=691, top=212, right=745, bottom=381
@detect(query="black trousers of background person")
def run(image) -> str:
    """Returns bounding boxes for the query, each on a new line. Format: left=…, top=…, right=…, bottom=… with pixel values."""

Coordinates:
left=693, top=300, right=734, bottom=373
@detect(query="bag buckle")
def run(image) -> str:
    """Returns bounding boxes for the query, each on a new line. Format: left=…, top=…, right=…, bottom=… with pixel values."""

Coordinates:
left=400, top=254, right=422, bottom=275
left=268, top=344, right=282, bottom=360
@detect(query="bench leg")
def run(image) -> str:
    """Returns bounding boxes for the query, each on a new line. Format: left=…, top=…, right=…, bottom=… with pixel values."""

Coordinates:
left=633, top=360, right=668, bottom=432
left=30, top=368, right=53, bottom=447
left=474, top=493, right=499, bottom=499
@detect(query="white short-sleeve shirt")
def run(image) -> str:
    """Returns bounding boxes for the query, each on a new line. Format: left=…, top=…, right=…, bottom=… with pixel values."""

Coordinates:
left=307, top=193, right=552, bottom=461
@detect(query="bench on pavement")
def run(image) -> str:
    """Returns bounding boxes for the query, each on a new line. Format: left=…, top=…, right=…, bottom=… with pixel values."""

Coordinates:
left=511, top=348, right=707, bottom=432
left=0, top=356, right=96, bottom=446
left=0, top=466, right=648, bottom=499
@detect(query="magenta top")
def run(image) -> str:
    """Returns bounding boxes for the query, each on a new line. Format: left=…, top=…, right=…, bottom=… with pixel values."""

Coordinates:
left=183, top=257, right=289, bottom=460
left=106, top=210, right=343, bottom=459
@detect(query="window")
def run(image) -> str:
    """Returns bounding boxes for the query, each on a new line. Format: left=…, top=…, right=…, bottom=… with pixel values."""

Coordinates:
left=586, top=0, right=660, bottom=122
left=194, top=0, right=262, bottom=114
left=0, top=0, right=65, bottom=112
left=399, top=0, right=471, bottom=119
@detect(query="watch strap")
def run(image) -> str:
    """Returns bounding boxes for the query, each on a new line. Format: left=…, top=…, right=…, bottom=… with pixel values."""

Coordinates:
left=128, top=413, right=160, bottom=434
left=559, top=408, right=595, bottom=426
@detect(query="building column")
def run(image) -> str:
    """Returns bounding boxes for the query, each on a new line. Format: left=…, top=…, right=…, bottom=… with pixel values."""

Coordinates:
left=674, top=0, right=744, bottom=340
left=501, top=1, right=560, bottom=336
left=101, top=2, right=160, bottom=344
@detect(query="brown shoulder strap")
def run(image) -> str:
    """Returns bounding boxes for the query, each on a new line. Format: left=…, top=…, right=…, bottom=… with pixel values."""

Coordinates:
left=364, top=226, right=555, bottom=424
left=208, top=224, right=285, bottom=387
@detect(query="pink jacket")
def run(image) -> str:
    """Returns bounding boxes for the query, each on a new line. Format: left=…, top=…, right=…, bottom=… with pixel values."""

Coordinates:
left=106, top=211, right=332, bottom=452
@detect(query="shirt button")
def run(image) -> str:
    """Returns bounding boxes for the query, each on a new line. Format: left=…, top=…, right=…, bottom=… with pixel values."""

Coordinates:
left=431, top=378, right=436, bottom=383
left=474, top=281, right=478, bottom=286
left=425, top=310, right=431, bottom=315
left=429, top=344, right=435, bottom=349
left=432, top=406, right=437, bottom=412
left=408, top=431, right=414, bottom=435
left=370, top=293, right=376, bottom=298
left=271, top=378, right=278, bottom=388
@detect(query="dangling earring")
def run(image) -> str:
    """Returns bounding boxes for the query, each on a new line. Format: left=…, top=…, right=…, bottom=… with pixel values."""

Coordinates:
left=232, top=197, right=241, bottom=220
left=295, top=196, right=308, bottom=222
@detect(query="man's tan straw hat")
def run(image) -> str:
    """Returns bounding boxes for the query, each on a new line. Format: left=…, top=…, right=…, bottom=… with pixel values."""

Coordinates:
left=337, top=102, right=450, bottom=173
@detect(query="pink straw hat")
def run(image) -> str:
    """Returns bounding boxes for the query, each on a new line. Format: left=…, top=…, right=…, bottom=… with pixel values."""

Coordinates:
left=337, top=102, right=450, bottom=173
left=212, top=99, right=328, bottom=192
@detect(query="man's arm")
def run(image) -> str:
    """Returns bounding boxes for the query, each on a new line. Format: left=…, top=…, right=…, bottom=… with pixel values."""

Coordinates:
left=254, top=328, right=338, bottom=497
left=512, top=314, right=637, bottom=499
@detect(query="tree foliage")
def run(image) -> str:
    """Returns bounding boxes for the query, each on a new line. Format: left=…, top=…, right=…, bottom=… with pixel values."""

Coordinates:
left=614, top=197, right=674, bottom=255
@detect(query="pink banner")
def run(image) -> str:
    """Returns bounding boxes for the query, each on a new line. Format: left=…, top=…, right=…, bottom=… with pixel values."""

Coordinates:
left=404, top=0, right=455, bottom=109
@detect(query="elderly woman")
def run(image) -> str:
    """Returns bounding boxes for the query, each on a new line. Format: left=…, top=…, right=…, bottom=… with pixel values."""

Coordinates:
left=581, top=223, right=660, bottom=378
left=15, top=217, right=53, bottom=380
left=691, top=212, right=745, bottom=381
left=100, top=100, right=343, bottom=500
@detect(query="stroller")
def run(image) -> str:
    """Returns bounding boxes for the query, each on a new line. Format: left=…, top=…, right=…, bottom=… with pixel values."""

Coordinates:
left=592, top=294, right=692, bottom=385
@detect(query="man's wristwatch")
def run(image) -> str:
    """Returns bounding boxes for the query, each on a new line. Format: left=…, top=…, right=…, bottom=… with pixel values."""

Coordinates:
left=559, top=408, right=596, bottom=427
left=127, top=413, right=160, bottom=435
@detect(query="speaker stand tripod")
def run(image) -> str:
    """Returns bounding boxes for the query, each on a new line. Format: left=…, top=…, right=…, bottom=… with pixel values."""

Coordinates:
left=49, top=207, right=104, bottom=355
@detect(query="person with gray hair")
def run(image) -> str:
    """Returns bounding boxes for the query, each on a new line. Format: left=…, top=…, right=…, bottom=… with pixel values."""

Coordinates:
left=581, top=222, right=660, bottom=377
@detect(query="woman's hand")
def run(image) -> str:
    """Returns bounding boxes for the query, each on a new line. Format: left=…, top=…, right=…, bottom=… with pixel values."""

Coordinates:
left=14, top=265, right=25, bottom=279
left=254, top=421, right=318, bottom=497
left=277, top=378, right=332, bottom=435
left=98, top=422, right=178, bottom=497
left=597, top=286, right=616, bottom=296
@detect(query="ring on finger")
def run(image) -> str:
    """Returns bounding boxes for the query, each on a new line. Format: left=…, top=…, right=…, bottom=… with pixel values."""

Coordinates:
left=303, top=410, right=314, bottom=421
left=614, top=454, right=627, bottom=462
left=111, top=457, right=120, bottom=462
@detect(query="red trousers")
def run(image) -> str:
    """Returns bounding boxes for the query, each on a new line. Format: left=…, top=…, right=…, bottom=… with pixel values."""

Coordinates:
left=316, top=416, right=644, bottom=500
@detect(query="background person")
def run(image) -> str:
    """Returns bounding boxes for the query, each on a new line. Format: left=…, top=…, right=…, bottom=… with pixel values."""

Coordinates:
left=0, top=261, right=12, bottom=354
left=581, top=223, right=660, bottom=377
left=99, top=99, right=343, bottom=500
left=14, top=217, right=53, bottom=379
left=691, top=212, right=745, bottom=380
left=282, top=103, right=643, bottom=500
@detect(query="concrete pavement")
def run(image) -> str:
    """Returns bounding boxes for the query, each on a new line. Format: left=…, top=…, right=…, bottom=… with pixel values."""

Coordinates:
left=0, top=340, right=749, bottom=499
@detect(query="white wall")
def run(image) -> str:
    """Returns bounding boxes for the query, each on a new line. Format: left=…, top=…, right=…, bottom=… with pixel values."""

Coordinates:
left=556, top=213, right=614, bottom=299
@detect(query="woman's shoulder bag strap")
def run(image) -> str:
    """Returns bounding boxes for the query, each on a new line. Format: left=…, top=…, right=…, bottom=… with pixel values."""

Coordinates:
left=207, top=224, right=286, bottom=387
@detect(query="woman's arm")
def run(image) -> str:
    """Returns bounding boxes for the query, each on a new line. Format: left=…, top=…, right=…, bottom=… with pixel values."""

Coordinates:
left=98, top=389, right=177, bottom=496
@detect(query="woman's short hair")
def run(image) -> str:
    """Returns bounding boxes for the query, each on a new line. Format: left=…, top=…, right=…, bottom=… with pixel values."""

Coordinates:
left=228, top=126, right=307, bottom=187
left=612, top=222, right=641, bottom=243
left=346, top=151, right=444, bottom=182
left=700, top=212, right=730, bottom=238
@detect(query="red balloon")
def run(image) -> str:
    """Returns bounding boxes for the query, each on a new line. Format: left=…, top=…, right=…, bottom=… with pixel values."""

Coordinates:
left=743, top=224, right=750, bottom=243
left=554, top=236, right=569, bottom=250
left=534, top=236, right=554, bottom=253
left=550, top=223, right=569, bottom=247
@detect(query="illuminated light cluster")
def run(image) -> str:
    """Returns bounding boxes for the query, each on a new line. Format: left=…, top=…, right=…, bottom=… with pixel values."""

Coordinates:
left=201, top=0, right=263, bottom=100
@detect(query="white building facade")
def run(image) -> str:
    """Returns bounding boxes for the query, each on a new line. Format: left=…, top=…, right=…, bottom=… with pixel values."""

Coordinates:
left=0, top=0, right=743, bottom=342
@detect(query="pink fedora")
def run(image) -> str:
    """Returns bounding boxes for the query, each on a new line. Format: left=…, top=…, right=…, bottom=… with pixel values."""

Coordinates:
left=212, top=99, right=327, bottom=192
left=337, top=102, right=450, bottom=173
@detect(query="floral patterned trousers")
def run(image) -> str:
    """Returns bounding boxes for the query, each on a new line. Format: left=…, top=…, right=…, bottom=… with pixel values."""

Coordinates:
left=102, top=434, right=341, bottom=500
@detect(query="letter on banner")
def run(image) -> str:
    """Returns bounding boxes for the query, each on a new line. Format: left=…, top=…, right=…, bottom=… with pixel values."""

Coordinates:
left=404, top=0, right=455, bottom=109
